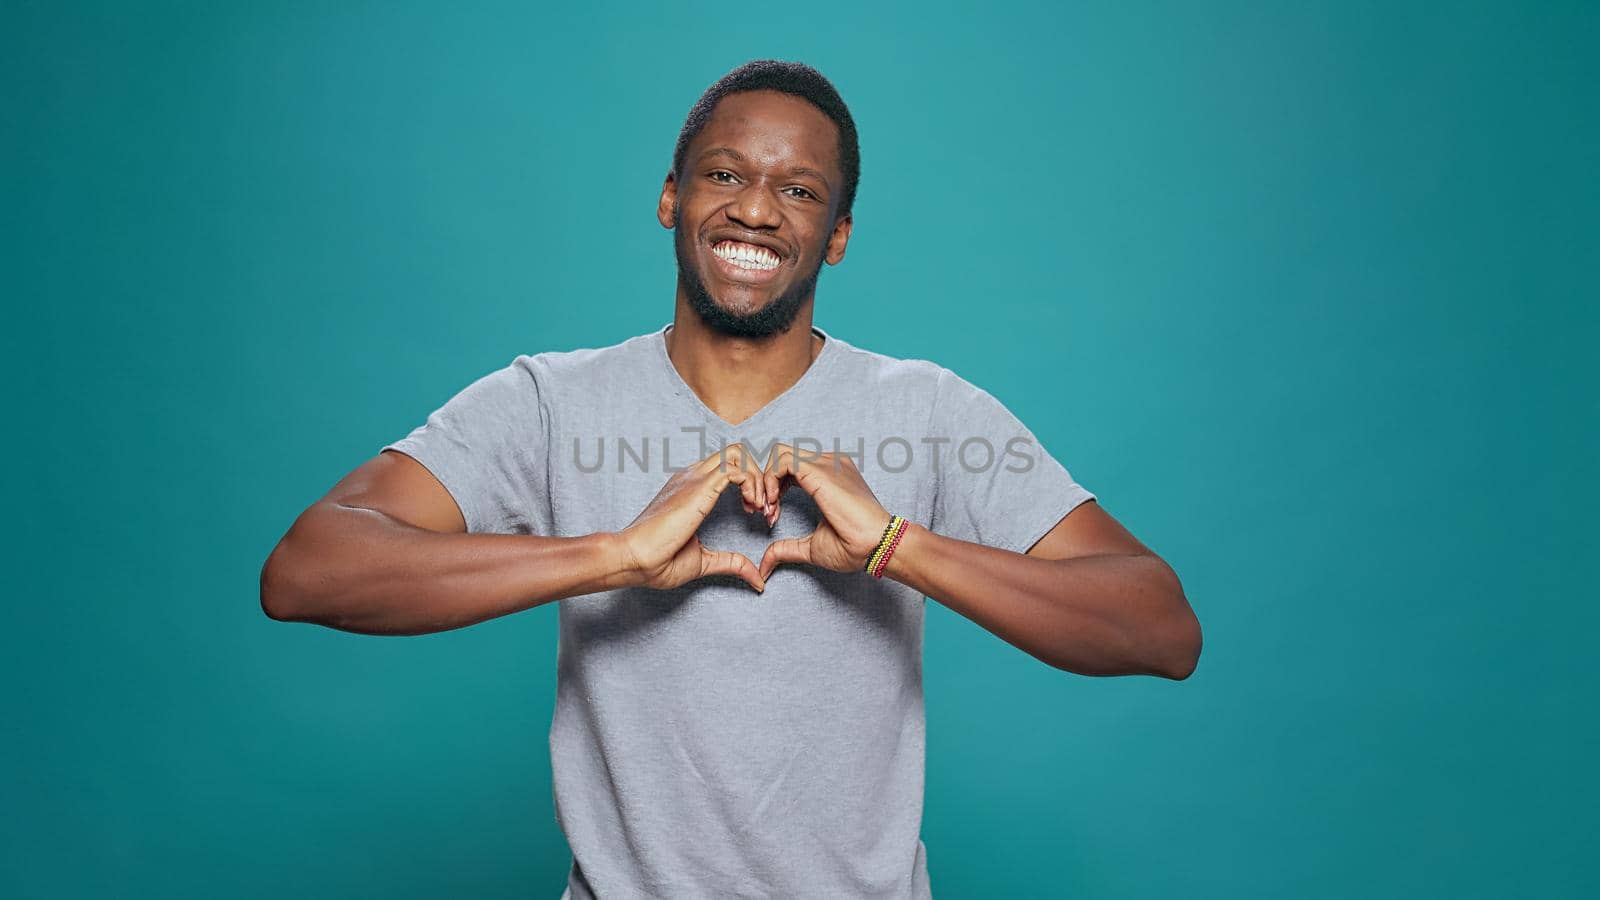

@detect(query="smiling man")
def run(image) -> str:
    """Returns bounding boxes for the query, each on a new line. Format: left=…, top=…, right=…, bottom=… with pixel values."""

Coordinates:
left=261, top=60, right=1201, bottom=899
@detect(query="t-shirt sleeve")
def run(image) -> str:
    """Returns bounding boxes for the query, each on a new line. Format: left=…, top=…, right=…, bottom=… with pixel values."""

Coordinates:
left=380, top=356, right=551, bottom=536
left=925, top=367, right=1096, bottom=554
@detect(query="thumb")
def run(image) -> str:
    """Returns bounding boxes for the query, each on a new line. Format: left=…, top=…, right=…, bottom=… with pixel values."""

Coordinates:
left=700, top=546, right=767, bottom=594
left=758, top=534, right=813, bottom=582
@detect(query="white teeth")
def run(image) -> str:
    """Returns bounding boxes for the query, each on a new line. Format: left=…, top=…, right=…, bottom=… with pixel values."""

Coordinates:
left=714, top=241, right=778, bottom=270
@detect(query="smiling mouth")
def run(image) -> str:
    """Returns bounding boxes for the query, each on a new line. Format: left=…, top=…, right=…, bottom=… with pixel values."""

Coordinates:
left=710, top=240, right=781, bottom=272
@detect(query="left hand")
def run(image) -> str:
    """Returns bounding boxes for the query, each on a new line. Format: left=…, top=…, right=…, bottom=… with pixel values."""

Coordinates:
left=756, top=443, right=894, bottom=581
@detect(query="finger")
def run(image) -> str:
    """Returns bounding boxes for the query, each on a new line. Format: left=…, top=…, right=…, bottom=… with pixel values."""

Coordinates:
left=746, top=451, right=766, bottom=512
left=744, top=455, right=769, bottom=515
left=703, top=443, right=758, bottom=509
left=736, top=470, right=761, bottom=512
left=742, top=443, right=766, bottom=517
left=765, top=444, right=822, bottom=496
left=701, top=546, right=766, bottom=594
left=757, top=456, right=770, bottom=510
left=764, top=475, right=798, bottom=527
left=767, top=477, right=797, bottom=527
left=759, top=458, right=776, bottom=526
left=761, top=442, right=785, bottom=494
left=733, top=461, right=761, bottom=514
left=758, top=534, right=813, bottom=582
left=763, top=444, right=797, bottom=521
left=731, top=445, right=775, bottom=514
left=699, top=441, right=749, bottom=477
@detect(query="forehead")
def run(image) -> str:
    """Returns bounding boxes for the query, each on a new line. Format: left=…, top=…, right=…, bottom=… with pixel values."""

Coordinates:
left=690, top=90, right=841, bottom=178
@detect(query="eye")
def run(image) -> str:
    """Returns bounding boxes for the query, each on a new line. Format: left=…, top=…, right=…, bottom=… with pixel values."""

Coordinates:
left=708, top=170, right=737, bottom=183
left=785, top=186, right=817, bottom=201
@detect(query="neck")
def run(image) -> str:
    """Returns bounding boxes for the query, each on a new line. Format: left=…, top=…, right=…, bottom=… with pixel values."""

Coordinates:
left=664, top=295, right=824, bottom=427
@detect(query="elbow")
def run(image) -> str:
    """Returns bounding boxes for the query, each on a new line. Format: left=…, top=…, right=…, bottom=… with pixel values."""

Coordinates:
left=262, top=502, right=375, bottom=628
left=1161, top=611, right=1203, bottom=680
left=259, top=540, right=305, bottom=623
left=1152, top=561, right=1202, bottom=681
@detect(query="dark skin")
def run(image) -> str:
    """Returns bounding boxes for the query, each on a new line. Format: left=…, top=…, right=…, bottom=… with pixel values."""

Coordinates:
left=657, top=90, right=851, bottom=426
left=261, top=89, right=1202, bottom=679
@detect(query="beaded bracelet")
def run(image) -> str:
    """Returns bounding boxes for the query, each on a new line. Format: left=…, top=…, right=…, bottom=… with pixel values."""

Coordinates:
left=872, top=520, right=908, bottom=578
left=866, top=515, right=908, bottom=578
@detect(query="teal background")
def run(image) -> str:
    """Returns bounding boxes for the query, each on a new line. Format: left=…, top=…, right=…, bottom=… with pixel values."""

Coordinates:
left=5, top=1, right=1595, bottom=897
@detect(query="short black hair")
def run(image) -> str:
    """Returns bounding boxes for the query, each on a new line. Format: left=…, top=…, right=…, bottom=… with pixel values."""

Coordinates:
left=672, top=59, right=860, bottom=219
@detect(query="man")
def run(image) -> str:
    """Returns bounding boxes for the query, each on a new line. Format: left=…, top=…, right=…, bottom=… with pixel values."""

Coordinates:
left=261, top=59, right=1201, bottom=899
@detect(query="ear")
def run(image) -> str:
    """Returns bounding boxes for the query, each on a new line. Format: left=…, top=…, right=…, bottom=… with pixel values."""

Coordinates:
left=824, top=212, right=853, bottom=265
left=657, top=171, right=678, bottom=229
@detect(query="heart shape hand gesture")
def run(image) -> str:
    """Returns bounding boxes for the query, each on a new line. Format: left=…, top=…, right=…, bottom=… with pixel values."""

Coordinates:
left=753, top=443, right=895, bottom=583
left=615, top=442, right=894, bottom=593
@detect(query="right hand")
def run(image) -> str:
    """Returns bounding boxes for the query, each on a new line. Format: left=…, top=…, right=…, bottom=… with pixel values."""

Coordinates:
left=616, top=443, right=770, bottom=593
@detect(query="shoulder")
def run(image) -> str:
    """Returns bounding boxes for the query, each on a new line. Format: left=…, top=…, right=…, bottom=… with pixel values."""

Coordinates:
left=439, top=330, right=656, bottom=417
left=506, top=328, right=660, bottom=384
left=825, top=333, right=1014, bottom=421
left=822, top=331, right=1020, bottom=424
left=822, top=331, right=951, bottom=401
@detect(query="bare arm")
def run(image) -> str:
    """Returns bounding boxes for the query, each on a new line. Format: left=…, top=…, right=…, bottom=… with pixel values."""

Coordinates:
left=259, top=450, right=634, bottom=635
left=260, top=446, right=770, bottom=636
left=752, top=445, right=1202, bottom=680
left=882, top=501, right=1202, bottom=679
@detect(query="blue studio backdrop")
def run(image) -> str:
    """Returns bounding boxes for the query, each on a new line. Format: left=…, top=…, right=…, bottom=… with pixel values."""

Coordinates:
left=5, top=2, right=1595, bottom=898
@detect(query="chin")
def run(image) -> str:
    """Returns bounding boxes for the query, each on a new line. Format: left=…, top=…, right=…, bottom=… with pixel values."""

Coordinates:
left=689, top=285, right=804, bottom=339
left=710, top=288, right=780, bottom=317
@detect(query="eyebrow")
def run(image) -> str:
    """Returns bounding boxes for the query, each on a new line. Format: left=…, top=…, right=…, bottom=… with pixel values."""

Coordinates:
left=699, top=147, right=831, bottom=185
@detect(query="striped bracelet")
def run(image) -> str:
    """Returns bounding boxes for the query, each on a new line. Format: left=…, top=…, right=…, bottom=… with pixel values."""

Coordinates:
left=866, top=515, right=908, bottom=578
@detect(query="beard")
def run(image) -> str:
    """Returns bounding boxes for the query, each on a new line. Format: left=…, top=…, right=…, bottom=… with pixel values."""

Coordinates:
left=673, top=210, right=824, bottom=339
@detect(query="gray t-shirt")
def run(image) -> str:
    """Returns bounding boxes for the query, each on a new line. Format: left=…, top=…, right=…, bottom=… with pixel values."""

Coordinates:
left=382, top=322, right=1095, bottom=899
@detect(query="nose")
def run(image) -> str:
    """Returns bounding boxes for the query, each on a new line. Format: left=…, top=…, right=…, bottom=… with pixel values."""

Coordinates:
left=727, top=179, right=782, bottom=231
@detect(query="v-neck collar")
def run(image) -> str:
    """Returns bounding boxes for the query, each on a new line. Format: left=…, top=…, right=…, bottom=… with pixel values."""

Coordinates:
left=651, top=321, right=843, bottom=432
